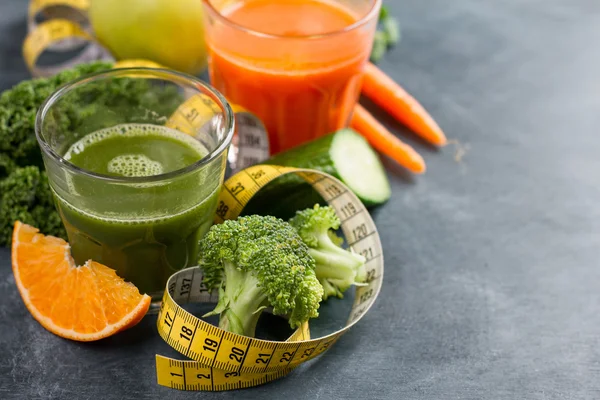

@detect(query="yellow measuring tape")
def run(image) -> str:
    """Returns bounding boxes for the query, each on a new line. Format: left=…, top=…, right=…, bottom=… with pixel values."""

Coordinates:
left=155, top=164, right=384, bottom=391
left=24, top=0, right=110, bottom=78
left=165, top=94, right=270, bottom=171
left=22, top=0, right=383, bottom=392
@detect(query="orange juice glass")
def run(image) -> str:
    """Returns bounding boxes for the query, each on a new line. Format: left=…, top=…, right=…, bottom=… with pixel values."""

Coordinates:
left=202, top=0, right=381, bottom=154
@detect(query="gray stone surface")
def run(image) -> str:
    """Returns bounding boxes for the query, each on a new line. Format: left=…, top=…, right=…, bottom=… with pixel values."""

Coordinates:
left=1, top=0, right=600, bottom=398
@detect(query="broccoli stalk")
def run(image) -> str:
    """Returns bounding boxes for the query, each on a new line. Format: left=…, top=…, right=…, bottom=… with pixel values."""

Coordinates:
left=289, top=205, right=366, bottom=300
left=209, top=261, right=269, bottom=335
left=199, top=215, right=323, bottom=337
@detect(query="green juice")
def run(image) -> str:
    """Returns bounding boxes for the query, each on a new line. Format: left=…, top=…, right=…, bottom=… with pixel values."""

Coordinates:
left=55, top=124, right=221, bottom=296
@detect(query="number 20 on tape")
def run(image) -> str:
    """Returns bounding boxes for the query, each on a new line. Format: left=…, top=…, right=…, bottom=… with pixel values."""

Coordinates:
left=154, top=165, right=384, bottom=391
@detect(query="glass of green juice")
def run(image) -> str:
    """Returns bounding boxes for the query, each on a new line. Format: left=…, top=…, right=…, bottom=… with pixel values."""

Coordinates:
left=35, top=68, right=234, bottom=305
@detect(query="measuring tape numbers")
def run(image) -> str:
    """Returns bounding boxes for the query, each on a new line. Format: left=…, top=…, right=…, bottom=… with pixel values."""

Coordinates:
left=21, top=4, right=381, bottom=391
left=155, top=165, right=384, bottom=391
left=165, top=95, right=270, bottom=172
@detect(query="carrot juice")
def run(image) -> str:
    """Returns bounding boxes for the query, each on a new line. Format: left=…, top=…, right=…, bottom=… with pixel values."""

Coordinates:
left=202, top=0, right=381, bottom=154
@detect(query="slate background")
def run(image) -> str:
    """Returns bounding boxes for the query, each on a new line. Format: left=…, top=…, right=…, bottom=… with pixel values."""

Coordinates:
left=1, top=0, right=599, bottom=399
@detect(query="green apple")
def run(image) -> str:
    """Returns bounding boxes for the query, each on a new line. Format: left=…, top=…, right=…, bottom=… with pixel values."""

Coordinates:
left=89, top=0, right=208, bottom=75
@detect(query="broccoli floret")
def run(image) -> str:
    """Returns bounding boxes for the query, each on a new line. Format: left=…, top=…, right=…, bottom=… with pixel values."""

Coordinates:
left=289, top=205, right=366, bottom=300
left=0, top=166, right=66, bottom=246
left=199, top=215, right=323, bottom=337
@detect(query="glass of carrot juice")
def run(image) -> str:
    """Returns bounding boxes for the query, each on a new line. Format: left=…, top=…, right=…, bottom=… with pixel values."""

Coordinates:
left=202, top=0, right=381, bottom=154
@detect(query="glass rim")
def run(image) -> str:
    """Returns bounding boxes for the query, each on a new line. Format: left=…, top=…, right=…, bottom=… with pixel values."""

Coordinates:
left=202, top=0, right=382, bottom=40
left=35, top=67, right=235, bottom=184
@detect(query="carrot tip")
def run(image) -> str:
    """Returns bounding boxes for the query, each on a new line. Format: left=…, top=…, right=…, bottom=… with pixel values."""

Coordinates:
left=412, top=156, right=427, bottom=174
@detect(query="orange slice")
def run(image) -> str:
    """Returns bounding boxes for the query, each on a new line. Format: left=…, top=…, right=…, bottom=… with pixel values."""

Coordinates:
left=12, top=221, right=151, bottom=341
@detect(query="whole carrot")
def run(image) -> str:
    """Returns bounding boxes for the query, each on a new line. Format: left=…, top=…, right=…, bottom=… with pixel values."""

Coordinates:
left=351, top=104, right=426, bottom=174
left=362, top=62, right=447, bottom=146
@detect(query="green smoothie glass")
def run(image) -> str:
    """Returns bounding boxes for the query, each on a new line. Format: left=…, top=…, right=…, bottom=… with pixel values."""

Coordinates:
left=35, top=68, right=234, bottom=304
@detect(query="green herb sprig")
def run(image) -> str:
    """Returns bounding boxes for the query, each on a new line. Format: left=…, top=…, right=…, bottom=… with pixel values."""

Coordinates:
left=370, top=6, right=401, bottom=63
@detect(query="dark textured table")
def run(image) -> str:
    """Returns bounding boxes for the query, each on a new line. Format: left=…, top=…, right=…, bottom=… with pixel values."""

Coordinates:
left=2, top=0, right=600, bottom=399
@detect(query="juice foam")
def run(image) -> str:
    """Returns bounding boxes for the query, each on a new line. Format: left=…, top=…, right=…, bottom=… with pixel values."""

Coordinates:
left=64, top=123, right=208, bottom=177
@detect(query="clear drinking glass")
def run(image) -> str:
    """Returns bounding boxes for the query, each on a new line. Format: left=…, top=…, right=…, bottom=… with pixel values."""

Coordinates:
left=35, top=68, right=234, bottom=302
left=202, top=0, right=381, bottom=154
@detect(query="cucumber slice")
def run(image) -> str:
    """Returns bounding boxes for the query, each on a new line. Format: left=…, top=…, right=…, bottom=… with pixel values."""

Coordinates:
left=327, top=129, right=391, bottom=205
left=243, top=129, right=390, bottom=218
